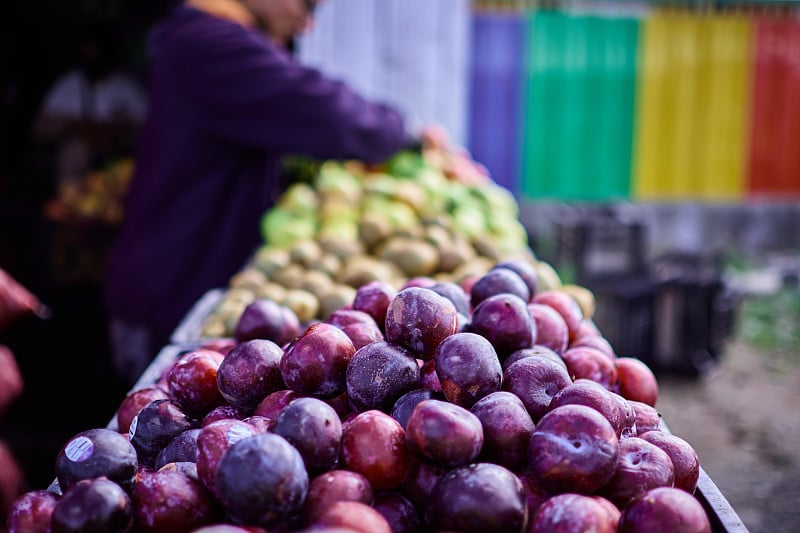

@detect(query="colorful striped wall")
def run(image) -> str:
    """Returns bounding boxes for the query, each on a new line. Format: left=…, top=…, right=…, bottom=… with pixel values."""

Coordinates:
left=468, top=7, right=800, bottom=201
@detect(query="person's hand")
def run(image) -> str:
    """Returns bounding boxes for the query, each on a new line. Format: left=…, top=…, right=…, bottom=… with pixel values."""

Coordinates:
left=0, top=268, right=45, bottom=332
left=415, top=123, right=490, bottom=185
left=0, top=345, right=23, bottom=416
left=419, top=123, right=450, bottom=151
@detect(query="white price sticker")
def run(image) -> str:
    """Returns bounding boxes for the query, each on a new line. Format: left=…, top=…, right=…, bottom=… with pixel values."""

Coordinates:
left=129, top=415, right=139, bottom=442
left=64, top=436, right=94, bottom=463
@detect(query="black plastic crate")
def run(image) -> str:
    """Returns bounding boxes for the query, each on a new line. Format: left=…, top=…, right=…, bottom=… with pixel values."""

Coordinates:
left=583, top=273, right=655, bottom=361
left=555, top=205, right=648, bottom=285
left=650, top=253, right=733, bottom=376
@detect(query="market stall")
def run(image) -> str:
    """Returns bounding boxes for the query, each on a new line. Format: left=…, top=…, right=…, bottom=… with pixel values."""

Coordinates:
left=8, top=138, right=748, bottom=532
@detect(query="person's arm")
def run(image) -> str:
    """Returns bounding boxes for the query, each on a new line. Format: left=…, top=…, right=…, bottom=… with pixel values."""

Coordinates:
left=168, top=23, right=415, bottom=162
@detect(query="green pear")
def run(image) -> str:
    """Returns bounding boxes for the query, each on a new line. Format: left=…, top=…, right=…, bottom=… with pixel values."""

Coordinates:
left=279, top=182, right=318, bottom=213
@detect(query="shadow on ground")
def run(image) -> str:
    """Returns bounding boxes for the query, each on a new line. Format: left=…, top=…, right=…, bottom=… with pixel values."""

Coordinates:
left=657, top=340, right=800, bottom=533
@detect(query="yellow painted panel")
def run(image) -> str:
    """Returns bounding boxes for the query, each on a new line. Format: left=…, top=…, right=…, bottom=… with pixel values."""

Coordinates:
left=696, top=14, right=751, bottom=200
left=634, top=10, right=752, bottom=201
left=634, top=11, right=702, bottom=200
left=667, top=11, right=702, bottom=198
left=632, top=12, right=669, bottom=199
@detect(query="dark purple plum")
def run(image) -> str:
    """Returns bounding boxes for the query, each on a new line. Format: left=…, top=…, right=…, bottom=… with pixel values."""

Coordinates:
left=405, top=399, right=483, bottom=468
left=346, top=341, right=420, bottom=412
left=302, top=469, right=374, bottom=524
left=326, top=309, right=377, bottom=329
left=384, top=287, right=458, bottom=360
left=419, top=359, right=442, bottom=392
left=570, top=330, right=617, bottom=358
left=217, top=339, right=284, bottom=410
left=618, top=487, right=711, bottom=533
left=115, top=386, right=169, bottom=435
left=599, top=437, right=675, bottom=509
left=519, top=473, right=554, bottom=523
left=312, top=500, right=392, bottom=533
left=55, top=428, right=138, bottom=492
left=425, top=463, right=527, bottom=533
left=341, top=321, right=384, bottom=350
left=271, top=397, right=342, bottom=473
left=340, top=410, right=410, bottom=491
left=215, top=433, right=309, bottom=528
left=281, top=323, right=356, bottom=398
left=526, top=302, right=569, bottom=354
left=528, top=404, right=620, bottom=494
left=434, top=332, right=502, bottom=408
left=189, top=526, right=265, bottom=533
left=531, top=290, right=584, bottom=342
left=502, top=356, right=571, bottom=422
left=196, top=419, right=259, bottom=497
left=530, top=493, right=618, bottom=533
left=470, top=267, right=530, bottom=309
left=469, top=293, right=535, bottom=358
left=503, top=345, right=566, bottom=372
left=324, top=390, right=353, bottom=419
left=252, top=389, right=300, bottom=419
left=492, top=259, right=538, bottom=297
left=390, top=388, right=444, bottom=430
left=129, top=399, right=197, bottom=468
left=352, top=280, right=397, bottom=329
left=429, top=281, right=470, bottom=316
left=234, top=298, right=299, bottom=346
left=50, top=478, right=133, bottom=533
left=459, top=274, right=479, bottom=296
left=6, top=490, right=59, bottom=533
left=631, top=400, right=662, bottom=435
left=402, top=276, right=436, bottom=289
left=613, top=392, right=638, bottom=438
left=242, top=415, right=272, bottom=434
left=573, top=318, right=602, bottom=339
left=548, top=378, right=626, bottom=437
left=561, top=346, right=619, bottom=391
left=154, top=428, right=201, bottom=470
left=167, top=350, right=224, bottom=417
left=469, top=391, right=535, bottom=471
left=200, top=404, right=247, bottom=427
left=616, top=357, right=659, bottom=407
left=400, top=457, right=450, bottom=511
left=372, top=491, right=421, bottom=533
left=132, top=468, right=218, bottom=532
left=640, top=430, right=700, bottom=493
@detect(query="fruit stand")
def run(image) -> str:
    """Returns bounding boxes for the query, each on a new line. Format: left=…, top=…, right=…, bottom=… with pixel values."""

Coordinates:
left=62, top=338, right=752, bottom=529
left=10, top=141, right=750, bottom=532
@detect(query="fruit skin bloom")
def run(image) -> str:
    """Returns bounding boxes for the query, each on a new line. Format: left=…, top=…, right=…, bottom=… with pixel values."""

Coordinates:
left=104, top=0, right=414, bottom=385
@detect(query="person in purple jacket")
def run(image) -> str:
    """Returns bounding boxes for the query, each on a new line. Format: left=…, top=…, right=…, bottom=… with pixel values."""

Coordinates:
left=105, top=0, right=417, bottom=384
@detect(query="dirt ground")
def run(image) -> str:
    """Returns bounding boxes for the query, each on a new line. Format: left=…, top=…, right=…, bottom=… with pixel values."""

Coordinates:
left=656, top=340, right=800, bottom=533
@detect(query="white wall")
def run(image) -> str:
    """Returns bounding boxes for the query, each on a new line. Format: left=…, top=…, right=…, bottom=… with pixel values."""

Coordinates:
left=297, top=0, right=471, bottom=146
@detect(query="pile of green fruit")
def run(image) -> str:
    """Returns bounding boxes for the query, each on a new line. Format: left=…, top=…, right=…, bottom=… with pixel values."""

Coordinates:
left=201, top=147, right=549, bottom=335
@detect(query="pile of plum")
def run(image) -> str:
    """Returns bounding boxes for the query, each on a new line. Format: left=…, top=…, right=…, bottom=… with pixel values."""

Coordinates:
left=8, top=260, right=712, bottom=533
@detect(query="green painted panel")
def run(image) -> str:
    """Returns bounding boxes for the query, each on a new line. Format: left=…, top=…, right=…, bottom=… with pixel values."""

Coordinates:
left=521, top=11, right=639, bottom=201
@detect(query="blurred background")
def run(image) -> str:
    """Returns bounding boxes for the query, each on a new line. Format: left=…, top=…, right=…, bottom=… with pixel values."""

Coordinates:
left=1, top=1, right=800, bottom=531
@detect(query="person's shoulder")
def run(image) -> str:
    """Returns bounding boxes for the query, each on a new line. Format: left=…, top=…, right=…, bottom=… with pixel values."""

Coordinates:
left=156, top=5, right=271, bottom=60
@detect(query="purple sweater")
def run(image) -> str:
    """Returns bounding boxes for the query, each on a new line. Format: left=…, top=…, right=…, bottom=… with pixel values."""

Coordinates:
left=105, top=6, right=412, bottom=335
